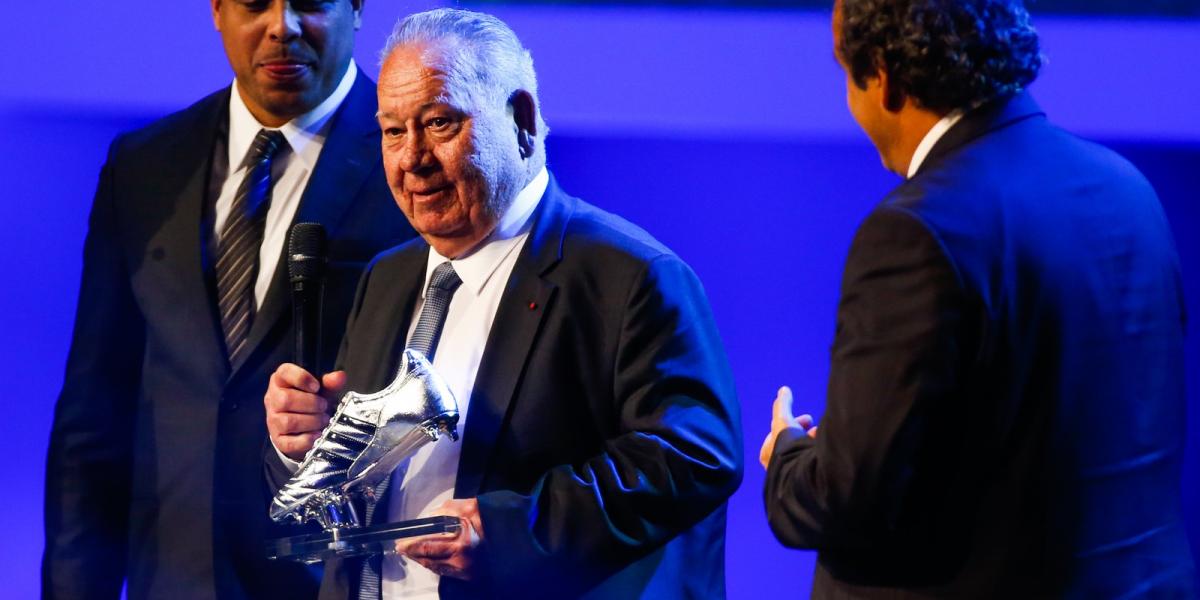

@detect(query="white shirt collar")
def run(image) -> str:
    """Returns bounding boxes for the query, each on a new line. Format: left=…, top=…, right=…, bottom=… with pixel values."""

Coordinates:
left=227, top=60, right=358, bottom=172
left=907, top=109, right=965, bottom=179
left=423, top=167, right=549, bottom=297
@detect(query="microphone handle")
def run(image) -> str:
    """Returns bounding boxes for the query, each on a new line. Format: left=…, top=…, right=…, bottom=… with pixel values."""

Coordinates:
left=292, top=280, right=323, bottom=374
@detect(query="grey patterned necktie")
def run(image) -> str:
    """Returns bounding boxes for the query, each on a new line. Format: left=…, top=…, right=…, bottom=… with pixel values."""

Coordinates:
left=215, top=128, right=287, bottom=365
left=358, top=261, right=462, bottom=600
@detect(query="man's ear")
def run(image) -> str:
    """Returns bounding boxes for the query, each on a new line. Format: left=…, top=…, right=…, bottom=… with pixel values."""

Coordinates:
left=211, top=0, right=223, bottom=31
left=510, top=89, right=538, bottom=159
left=351, top=0, right=364, bottom=30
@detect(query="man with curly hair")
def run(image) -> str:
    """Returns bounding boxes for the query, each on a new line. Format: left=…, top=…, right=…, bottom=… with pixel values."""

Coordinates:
left=760, top=0, right=1196, bottom=597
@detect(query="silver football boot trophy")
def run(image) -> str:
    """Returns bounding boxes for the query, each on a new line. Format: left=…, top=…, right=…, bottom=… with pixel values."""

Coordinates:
left=266, top=349, right=462, bottom=563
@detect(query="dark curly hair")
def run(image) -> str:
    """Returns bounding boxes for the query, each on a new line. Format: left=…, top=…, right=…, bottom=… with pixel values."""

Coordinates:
left=837, top=0, right=1043, bottom=112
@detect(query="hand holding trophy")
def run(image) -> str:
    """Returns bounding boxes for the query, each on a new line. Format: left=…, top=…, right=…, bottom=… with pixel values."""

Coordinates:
left=266, top=349, right=461, bottom=564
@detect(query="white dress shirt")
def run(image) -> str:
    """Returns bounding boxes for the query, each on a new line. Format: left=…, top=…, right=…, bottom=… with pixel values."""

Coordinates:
left=907, top=109, right=965, bottom=179
left=382, top=167, right=548, bottom=599
left=210, top=61, right=359, bottom=306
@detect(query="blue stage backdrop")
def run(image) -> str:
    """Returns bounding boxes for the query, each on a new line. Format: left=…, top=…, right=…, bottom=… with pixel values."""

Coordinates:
left=1, top=2, right=1196, bottom=597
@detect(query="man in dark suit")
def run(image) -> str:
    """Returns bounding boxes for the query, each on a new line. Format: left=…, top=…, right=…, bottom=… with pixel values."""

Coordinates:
left=264, top=8, right=743, bottom=599
left=760, top=0, right=1196, bottom=597
left=43, top=1, right=414, bottom=598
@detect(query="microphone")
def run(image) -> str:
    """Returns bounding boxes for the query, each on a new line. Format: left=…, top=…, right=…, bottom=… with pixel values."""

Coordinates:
left=288, top=223, right=328, bottom=374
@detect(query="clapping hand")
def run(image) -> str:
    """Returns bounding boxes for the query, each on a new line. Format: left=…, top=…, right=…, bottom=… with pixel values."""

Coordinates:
left=759, top=386, right=817, bottom=470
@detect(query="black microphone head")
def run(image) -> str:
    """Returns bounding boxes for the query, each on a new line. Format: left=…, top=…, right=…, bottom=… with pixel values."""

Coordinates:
left=288, top=222, right=328, bottom=283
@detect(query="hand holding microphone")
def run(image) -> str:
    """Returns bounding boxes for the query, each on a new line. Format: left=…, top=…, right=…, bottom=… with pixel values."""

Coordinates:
left=265, top=223, right=336, bottom=462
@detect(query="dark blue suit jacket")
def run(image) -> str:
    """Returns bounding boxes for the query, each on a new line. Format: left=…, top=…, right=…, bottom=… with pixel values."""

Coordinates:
left=766, top=93, right=1195, bottom=598
left=290, top=176, right=743, bottom=599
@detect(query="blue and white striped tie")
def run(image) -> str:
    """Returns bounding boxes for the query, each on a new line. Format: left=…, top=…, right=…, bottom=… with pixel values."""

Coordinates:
left=215, top=128, right=286, bottom=366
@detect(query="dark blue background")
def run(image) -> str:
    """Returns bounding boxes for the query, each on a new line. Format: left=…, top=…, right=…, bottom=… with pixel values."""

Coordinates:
left=1, top=2, right=1195, bottom=596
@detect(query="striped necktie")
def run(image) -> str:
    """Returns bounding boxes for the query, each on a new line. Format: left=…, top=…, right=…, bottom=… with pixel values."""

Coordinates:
left=215, top=128, right=286, bottom=366
left=358, top=261, right=462, bottom=600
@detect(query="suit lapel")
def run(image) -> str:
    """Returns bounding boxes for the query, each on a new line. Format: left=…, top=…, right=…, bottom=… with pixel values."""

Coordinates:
left=455, top=178, right=572, bottom=497
left=233, top=75, right=383, bottom=378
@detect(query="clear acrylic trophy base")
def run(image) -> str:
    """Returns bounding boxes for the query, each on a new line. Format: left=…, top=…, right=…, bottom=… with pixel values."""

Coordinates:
left=267, top=515, right=462, bottom=564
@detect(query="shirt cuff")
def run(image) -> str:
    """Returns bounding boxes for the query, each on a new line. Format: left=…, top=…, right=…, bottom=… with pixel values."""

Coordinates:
left=273, top=443, right=303, bottom=474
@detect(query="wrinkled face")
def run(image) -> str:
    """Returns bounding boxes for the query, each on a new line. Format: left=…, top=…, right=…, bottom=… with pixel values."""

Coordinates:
left=211, top=0, right=361, bottom=127
left=377, top=44, right=524, bottom=258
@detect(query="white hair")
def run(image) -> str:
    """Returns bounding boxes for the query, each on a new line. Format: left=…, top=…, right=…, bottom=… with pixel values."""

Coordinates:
left=380, top=8, right=548, bottom=142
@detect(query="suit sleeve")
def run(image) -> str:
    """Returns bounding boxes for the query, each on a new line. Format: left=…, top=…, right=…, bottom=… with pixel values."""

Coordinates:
left=43, top=139, right=143, bottom=600
left=477, top=254, right=744, bottom=591
left=764, top=206, right=976, bottom=552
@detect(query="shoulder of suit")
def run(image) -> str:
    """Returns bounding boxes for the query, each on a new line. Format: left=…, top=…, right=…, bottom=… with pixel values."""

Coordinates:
left=110, top=87, right=229, bottom=154
left=888, top=114, right=1155, bottom=220
left=558, top=197, right=681, bottom=268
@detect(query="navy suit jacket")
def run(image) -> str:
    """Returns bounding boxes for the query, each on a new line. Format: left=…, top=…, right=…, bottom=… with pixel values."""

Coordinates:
left=43, top=75, right=415, bottom=600
left=765, top=93, right=1195, bottom=598
left=277, top=177, right=744, bottom=599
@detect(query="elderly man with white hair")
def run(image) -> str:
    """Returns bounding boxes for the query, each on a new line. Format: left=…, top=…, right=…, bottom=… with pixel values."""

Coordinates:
left=264, top=8, right=743, bottom=600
